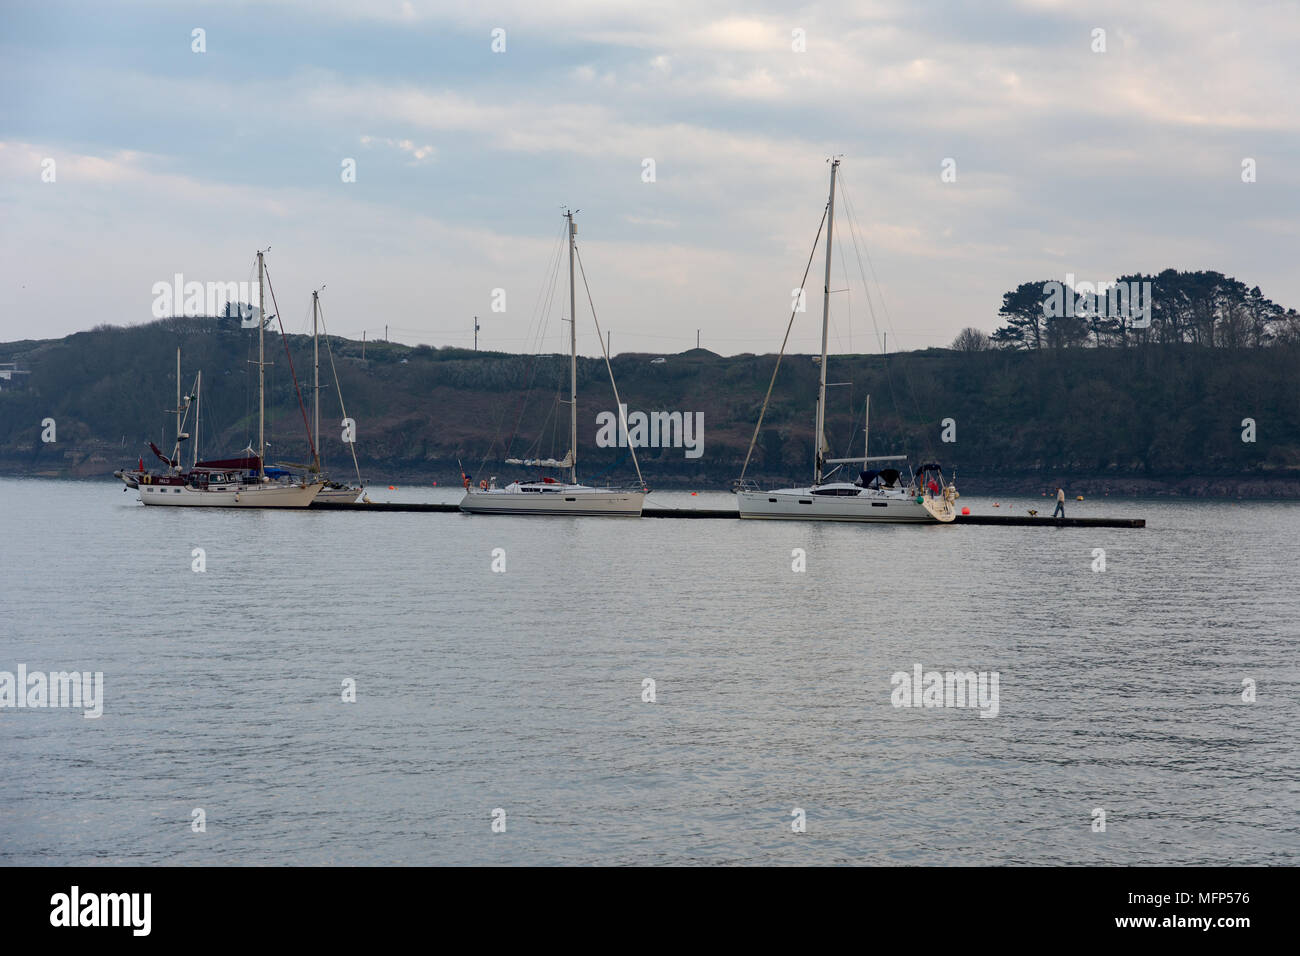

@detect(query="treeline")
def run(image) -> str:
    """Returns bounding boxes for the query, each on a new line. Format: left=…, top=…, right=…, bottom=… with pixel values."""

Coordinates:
left=984, top=270, right=1300, bottom=350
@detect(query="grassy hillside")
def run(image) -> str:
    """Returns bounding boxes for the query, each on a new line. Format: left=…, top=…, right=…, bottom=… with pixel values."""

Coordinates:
left=2, top=318, right=1298, bottom=496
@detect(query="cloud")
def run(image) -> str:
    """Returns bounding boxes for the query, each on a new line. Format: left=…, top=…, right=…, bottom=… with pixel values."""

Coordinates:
left=1, top=0, right=1296, bottom=352
left=359, top=135, right=437, bottom=164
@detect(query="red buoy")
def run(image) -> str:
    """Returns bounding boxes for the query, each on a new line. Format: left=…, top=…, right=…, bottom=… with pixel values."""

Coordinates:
left=961, top=507, right=970, bottom=515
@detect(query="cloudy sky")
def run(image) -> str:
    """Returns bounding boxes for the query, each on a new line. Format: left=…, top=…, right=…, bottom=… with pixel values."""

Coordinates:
left=2, top=0, right=1296, bottom=355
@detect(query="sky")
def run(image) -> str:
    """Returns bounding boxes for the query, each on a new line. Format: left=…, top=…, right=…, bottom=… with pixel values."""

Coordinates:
left=2, top=0, right=1297, bottom=356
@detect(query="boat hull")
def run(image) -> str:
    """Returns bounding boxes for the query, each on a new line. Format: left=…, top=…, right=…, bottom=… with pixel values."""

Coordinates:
left=138, top=481, right=323, bottom=508
left=459, top=489, right=644, bottom=516
left=314, top=485, right=363, bottom=503
left=737, top=488, right=952, bottom=523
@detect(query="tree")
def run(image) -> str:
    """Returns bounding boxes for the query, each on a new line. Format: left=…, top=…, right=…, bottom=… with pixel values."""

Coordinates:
left=1043, top=311, right=1090, bottom=349
left=989, top=324, right=1025, bottom=349
left=991, top=281, right=1053, bottom=349
left=1073, top=288, right=1121, bottom=347
left=992, top=269, right=1293, bottom=351
left=992, top=280, right=1092, bottom=349
left=951, top=327, right=991, bottom=352
left=1113, top=272, right=1157, bottom=346
left=1275, top=308, right=1300, bottom=346
left=1244, top=285, right=1282, bottom=348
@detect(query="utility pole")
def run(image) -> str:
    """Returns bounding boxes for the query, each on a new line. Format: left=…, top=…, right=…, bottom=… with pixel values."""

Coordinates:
left=606, top=330, right=611, bottom=356
left=362, top=330, right=366, bottom=361
left=696, top=329, right=700, bottom=350
left=385, top=324, right=388, bottom=342
left=474, top=316, right=480, bottom=351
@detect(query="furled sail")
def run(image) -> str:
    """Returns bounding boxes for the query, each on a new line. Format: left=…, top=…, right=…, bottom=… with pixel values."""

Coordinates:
left=505, top=450, right=574, bottom=468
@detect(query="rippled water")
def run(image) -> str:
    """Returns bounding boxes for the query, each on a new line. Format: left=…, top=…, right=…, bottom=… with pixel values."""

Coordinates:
left=1, top=477, right=1297, bottom=865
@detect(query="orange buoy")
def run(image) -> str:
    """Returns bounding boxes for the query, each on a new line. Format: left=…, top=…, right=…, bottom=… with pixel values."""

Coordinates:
left=961, top=507, right=970, bottom=515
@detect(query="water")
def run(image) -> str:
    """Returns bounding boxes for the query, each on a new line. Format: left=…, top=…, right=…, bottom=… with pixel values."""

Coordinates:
left=1, top=478, right=1296, bottom=865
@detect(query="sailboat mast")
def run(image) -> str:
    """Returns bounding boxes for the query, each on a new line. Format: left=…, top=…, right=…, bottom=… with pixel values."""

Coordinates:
left=567, top=209, right=578, bottom=485
left=863, top=394, right=869, bottom=462
left=193, top=371, right=201, bottom=469
left=312, top=290, right=321, bottom=472
left=813, top=158, right=839, bottom=486
left=257, top=250, right=265, bottom=480
left=175, top=347, right=181, bottom=470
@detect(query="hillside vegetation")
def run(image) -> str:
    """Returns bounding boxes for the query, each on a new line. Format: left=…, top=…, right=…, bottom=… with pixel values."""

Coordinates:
left=2, top=316, right=1298, bottom=496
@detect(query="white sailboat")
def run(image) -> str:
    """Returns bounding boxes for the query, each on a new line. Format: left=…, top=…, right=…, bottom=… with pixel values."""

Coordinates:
left=138, top=250, right=323, bottom=508
left=460, top=209, right=645, bottom=517
left=306, top=288, right=364, bottom=503
left=735, top=159, right=958, bottom=523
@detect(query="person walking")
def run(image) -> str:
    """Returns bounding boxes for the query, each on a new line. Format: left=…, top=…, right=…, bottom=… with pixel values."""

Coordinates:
left=1053, top=487, right=1065, bottom=518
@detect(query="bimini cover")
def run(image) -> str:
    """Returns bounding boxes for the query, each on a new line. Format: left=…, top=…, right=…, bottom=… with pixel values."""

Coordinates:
left=879, top=468, right=901, bottom=486
left=917, top=462, right=943, bottom=473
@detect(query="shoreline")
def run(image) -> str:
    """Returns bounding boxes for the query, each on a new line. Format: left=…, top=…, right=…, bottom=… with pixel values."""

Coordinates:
left=4, top=467, right=1298, bottom=500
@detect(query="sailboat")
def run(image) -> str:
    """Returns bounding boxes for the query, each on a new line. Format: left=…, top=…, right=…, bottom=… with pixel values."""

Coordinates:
left=137, top=250, right=323, bottom=508
left=305, top=288, right=364, bottom=503
left=735, top=159, right=958, bottom=523
left=459, top=209, right=646, bottom=516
